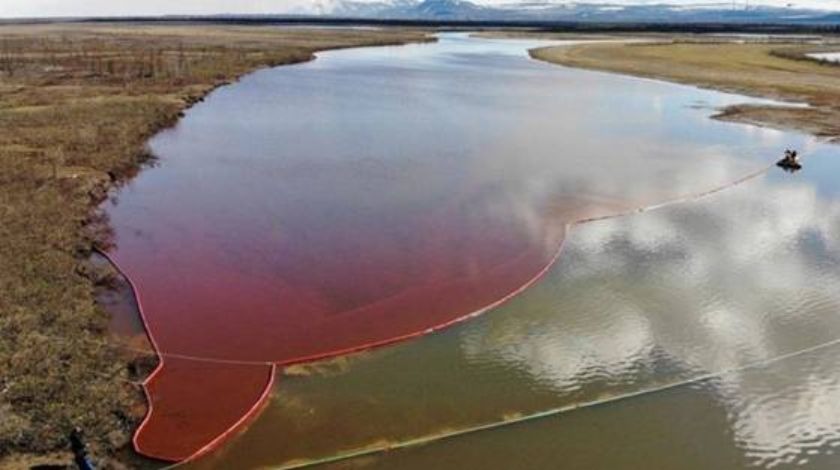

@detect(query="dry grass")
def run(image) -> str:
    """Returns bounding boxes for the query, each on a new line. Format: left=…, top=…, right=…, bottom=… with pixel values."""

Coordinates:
left=0, top=22, right=429, bottom=467
left=530, top=37, right=840, bottom=141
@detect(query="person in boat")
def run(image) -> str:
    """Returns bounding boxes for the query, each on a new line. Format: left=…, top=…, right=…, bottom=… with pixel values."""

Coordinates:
left=779, top=149, right=801, bottom=169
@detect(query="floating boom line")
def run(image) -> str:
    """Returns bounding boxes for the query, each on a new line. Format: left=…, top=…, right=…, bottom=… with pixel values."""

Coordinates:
left=94, top=155, right=795, bottom=367
left=263, top=334, right=840, bottom=469
left=84, top=149, right=818, bottom=465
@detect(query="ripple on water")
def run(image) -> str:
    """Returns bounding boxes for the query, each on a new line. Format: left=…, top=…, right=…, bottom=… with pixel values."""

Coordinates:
left=106, top=34, right=840, bottom=467
left=183, top=147, right=838, bottom=469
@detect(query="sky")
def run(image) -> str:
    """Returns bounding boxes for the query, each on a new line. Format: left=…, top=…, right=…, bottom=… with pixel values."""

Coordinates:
left=3, top=0, right=840, bottom=19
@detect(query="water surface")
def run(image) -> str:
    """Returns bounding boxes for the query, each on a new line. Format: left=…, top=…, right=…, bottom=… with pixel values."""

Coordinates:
left=808, top=52, right=840, bottom=63
left=189, top=150, right=840, bottom=470
left=104, top=33, right=836, bottom=465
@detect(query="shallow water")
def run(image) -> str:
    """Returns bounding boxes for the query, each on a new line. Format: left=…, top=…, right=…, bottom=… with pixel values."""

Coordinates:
left=104, top=33, right=837, bottom=465
left=808, top=52, right=840, bottom=63
left=187, top=151, right=840, bottom=470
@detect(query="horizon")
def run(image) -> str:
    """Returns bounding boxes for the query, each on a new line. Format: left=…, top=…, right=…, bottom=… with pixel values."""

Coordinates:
left=3, top=0, right=840, bottom=20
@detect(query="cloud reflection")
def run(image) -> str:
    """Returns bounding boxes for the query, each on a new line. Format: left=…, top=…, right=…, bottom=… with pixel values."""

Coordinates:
left=462, top=157, right=840, bottom=466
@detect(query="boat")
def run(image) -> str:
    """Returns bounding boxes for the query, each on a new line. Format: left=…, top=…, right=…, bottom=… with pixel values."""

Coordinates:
left=777, top=149, right=802, bottom=172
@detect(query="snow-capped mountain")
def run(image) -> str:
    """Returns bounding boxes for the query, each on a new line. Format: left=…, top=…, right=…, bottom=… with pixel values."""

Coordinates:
left=412, top=0, right=489, bottom=17
left=294, top=0, right=487, bottom=18
left=287, top=0, right=840, bottom=22
left=293, top=0, right=414, bottom=16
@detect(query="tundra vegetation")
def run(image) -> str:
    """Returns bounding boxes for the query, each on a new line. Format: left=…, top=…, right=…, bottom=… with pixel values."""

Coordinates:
left=530, top=36, right=840, bottom=142
left=0, top=23, right=429, bottom=468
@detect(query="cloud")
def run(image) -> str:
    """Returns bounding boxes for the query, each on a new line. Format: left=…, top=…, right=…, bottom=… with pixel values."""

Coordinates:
left=3, top=0, right=840, bottom=19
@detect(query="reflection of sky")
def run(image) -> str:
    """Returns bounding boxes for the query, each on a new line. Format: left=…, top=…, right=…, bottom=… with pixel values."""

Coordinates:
left=462, top=146, right=840, bottom=466
left=714, top=346, right=840, bottom=467
left=172, top=35, right=840, bottom=468
left=127, top=32, right=829, bottom=314
left=808, top=52, right=840, bottom=63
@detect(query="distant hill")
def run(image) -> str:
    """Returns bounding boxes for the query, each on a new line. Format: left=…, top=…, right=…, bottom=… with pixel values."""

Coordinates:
left=302, top=0, right=840, bottom=23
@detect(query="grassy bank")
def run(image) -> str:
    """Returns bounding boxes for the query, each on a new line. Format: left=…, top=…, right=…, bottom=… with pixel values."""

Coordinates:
left=0, top=23, right=429, bottom=468
left=530, top=37, right=840, bottom=142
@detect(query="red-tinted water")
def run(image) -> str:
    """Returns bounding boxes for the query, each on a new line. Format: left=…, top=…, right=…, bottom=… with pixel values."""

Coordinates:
left=111, top=177, right=588, bottom=460
left=104, top=34, right=783, bottom=462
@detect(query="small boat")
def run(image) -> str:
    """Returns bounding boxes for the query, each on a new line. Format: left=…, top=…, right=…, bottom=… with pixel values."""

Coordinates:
left=777, top=149, right=802, bottom=172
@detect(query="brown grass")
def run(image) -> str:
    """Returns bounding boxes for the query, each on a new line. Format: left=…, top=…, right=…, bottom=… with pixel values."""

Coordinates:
left=0, top=22, right=429, bottom=467
left=530, top=37, right=840, bottom=141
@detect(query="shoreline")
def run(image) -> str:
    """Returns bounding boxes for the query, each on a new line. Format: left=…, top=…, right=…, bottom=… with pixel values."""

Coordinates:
left=98, top=30, right=800, bottom=461
left=3, top=28, right=836, bottom=468
left=102, top=30, right=438, bottom=467
left=529, top=39, right=840, bottom=143
left=0, top=23, right=431, bottom=469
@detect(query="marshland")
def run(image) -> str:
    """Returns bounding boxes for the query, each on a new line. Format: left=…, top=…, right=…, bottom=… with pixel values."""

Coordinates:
left=0, top=23, right=429, bottom=468
left=2, top=19, right=840, bottom=470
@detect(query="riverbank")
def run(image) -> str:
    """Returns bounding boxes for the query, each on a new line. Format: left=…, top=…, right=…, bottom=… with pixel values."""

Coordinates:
left=530, top=37, right=840, bottom=142
left=0, top=23, right=430, bottom=468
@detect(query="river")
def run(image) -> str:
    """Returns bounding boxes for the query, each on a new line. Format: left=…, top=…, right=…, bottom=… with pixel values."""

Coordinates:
left=104, top=33, right=839, bottom=468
